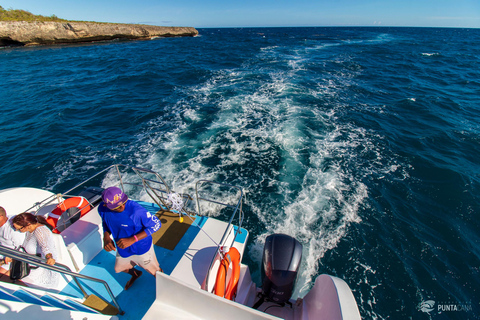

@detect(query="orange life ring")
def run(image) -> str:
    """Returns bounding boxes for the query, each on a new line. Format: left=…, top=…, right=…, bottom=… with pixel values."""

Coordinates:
left=47, top=197, right=92, bottom=234
left=214, top=247, right=241, bottom=300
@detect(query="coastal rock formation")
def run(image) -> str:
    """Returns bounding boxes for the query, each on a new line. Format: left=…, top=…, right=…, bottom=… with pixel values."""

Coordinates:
left=0, top=21, right=198, bottom=46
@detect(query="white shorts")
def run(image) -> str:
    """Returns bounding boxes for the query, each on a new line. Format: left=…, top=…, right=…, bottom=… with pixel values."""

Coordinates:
left=114, top=244, right=160, bottom=276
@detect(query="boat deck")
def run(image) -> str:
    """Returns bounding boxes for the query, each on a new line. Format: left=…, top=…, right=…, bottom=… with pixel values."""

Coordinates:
left=56, top=200, right=248, bottom=319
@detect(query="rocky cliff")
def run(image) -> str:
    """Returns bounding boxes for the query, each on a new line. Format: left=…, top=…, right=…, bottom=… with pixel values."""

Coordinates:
left=0, top=21, right=198, bottom=46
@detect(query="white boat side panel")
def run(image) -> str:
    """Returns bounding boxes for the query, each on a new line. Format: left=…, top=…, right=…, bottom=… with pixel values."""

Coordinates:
left=331, top=276, right=362, bottom=320
left=301, top=274, right=361, bottom=320
left=144, top=272, right=282, bottom=320
left=169, top=218, right=235, bottom=288
left=61, top=206, right=104, bottom=271
left=235, top=264, right=257, bottom=307
left=0, top=187, right=57, bottom=216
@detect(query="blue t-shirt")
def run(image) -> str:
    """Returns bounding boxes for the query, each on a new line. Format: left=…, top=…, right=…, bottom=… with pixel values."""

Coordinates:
left=98, top=200, right=161, bottom=257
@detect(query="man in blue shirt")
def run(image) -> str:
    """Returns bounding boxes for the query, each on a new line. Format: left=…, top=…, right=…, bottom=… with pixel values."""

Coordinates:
left=99, top=187, right=162, bottom=290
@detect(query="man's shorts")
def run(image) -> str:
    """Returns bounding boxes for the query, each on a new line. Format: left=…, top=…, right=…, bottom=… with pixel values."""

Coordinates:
left=114, top=244, right=160, bottom=276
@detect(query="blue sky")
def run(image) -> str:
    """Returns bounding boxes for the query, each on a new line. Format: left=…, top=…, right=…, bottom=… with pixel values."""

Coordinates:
left=1, top=0, right=480, bottom=28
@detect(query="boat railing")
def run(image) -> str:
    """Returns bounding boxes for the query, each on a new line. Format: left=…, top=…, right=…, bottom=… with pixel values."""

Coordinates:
left=0, top=244, right=123, bottom=315
left=195, top=179, right=244, bottom=293
left=195, top=179, right=244, bottom=246
left=21, top=164, right=175, bottom=231
left=21, top=193, right=94, bottom=234
left=109, top=166, right=246, bottom=282
left=114, top=166, right=245, bottom=246
left=20, top=162, right=245, bottom=245
left=63, top=164, right=192, bottom=213
left=129, top=165, right=194, bottom=213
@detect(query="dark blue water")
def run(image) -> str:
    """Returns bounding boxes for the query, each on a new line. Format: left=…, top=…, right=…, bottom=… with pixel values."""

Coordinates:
left=1, top=27, right=479, bottom=319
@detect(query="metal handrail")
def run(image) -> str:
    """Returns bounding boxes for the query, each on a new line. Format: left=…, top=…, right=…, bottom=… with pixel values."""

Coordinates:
left=0, top=245, right=123, bottom=315
left=195, top=180, right=244, bottom=293
left=63, top=165, right=116, bottom=196
left=132, top=166, right=174, bottom=210
left=195, top=180, right=244, bottom=245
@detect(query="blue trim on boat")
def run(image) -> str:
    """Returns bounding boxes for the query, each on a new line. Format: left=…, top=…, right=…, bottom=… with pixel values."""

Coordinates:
left=12, top=289, right=53, bottom=307
left=0, top=287, right=23, bottom=302
left=41, top=294, right=79, bottom=311
left=233, top=226, right=248, bottom=244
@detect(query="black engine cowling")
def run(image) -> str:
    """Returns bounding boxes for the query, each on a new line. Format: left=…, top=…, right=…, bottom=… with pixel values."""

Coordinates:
left=260, top=233, right=303, bottom=304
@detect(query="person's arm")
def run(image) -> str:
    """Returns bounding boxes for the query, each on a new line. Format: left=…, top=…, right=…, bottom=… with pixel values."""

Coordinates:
left=103, top=230, right=116, bottom=251
left=99, top=207, right=116, bottom=251
left=116, top=230, right=148, bottom=249
left=116, top=209, right=161, bottom=249
left=142, top=211, right=161, bottom=236
left=35, top=226, right=56, bottom=265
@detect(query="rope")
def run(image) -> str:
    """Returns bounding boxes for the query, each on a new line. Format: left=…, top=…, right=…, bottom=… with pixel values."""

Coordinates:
left=167, top=192, right=184, bottom=212
left=167, top=193, right=184, bottom=222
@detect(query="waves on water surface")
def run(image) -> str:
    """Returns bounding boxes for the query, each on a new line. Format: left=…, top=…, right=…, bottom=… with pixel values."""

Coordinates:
left=1, top=27, right=479, bottom=319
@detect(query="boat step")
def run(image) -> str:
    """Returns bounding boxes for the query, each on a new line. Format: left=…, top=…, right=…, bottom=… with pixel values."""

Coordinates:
left=0, top=286, right=24, bottom=302
left=63, top=296, right=101, bottom=314
left=82, top=294, right=119, bottom=315
left=41, top=293, right=80, bottom=311
left=12, top=289, right=54, bottom=307
left=0, top=283, right=100, bottom=314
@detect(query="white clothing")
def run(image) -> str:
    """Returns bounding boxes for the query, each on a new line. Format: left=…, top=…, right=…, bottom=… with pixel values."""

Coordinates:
left=0, top=218, right=26, bottom=269
left=0, top=218, right=25, bottom=249
left=114, top=243, right=160, bottom=275
left=22, top=225, right=59, bottom=288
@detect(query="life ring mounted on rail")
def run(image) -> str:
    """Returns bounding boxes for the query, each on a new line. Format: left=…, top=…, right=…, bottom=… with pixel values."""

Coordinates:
left=214, top=247, right=241, bottom=300
left=46, top=197, right=92, bottom=234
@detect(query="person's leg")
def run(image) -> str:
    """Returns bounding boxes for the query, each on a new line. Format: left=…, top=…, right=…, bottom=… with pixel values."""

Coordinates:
left=131, top=244, right=162, bottom=276
left=124, top=268, right=142, bottom=290
left=0, top=266, right=9, bottom=275
left=0, top=267, right=27, bottom=286
left=114, top=252, right=143, bottom=290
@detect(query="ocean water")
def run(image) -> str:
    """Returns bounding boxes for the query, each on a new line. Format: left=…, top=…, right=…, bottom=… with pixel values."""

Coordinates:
left=1, top=27, right=479, bottom=319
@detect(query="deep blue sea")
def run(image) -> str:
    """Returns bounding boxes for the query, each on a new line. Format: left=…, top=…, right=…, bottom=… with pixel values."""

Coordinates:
left=1, top=27, right=479, bottom=319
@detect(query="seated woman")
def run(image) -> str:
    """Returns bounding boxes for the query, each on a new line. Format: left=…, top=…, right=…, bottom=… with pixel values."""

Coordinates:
left=5, top=212, right=60, bottom=288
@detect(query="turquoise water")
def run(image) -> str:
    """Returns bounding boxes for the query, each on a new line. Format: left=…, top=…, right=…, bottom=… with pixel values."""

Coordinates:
left=1, top=27, right=479, bottom=319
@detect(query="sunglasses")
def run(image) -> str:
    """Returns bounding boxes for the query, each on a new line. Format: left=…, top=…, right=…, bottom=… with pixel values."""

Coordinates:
left=14, top=224, right=30, bottom=231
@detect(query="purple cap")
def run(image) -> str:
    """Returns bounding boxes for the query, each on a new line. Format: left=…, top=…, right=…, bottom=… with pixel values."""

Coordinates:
left=102, top=187, right=128, bottom=210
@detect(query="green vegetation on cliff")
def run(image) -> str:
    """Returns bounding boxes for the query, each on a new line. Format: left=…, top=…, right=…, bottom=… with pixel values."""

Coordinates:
left=0, top=6, right=67, bottom=22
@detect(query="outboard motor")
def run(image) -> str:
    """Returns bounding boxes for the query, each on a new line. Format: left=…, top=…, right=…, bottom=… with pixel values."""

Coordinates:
left=258, top=233, right=303, bottom=306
